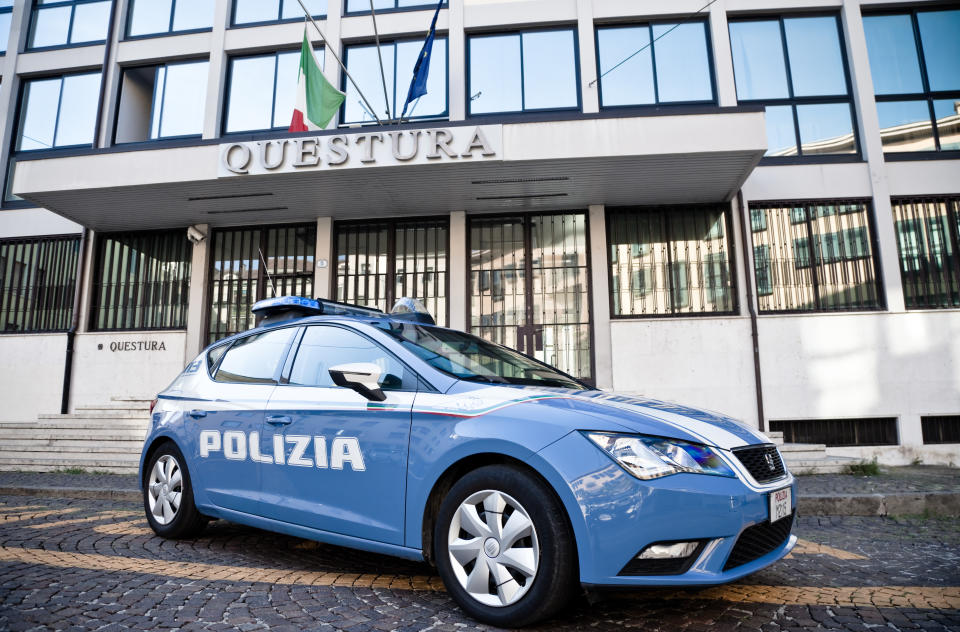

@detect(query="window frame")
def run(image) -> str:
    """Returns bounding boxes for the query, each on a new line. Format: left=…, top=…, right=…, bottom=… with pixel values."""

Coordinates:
left=890, top=195, right=960, bottom=309
left=0, top=234, right=81, bottom=334
left=466, top=26, right=583, bottom=118
left=864, top=7, right=960, bottom=159
left=113, top=58, right=209, bottom=144
left=15, top=70, right=103, bottom=153
left=593, top=18, right=717, bottom=110
left=728, top=12, right=861, bottom=163
left=123, top=0, right=213, bottom=41
left=230, top=0, right=327, bottom=28
left=343, top=1, right=446, bottom=18
left=25, top=0, right=112, bottom=52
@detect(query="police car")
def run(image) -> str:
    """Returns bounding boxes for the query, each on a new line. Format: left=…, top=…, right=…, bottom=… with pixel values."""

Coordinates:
left=141, top=296, right=797, bottom=627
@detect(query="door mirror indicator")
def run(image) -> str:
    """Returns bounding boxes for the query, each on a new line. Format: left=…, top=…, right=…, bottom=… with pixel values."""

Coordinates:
left=328, top=363, right=386, bottom=401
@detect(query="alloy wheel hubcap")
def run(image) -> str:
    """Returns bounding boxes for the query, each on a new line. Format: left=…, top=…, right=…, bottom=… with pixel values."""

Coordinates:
left=147, top=454, right=183, bottom=526
left=447, top=489, right=539, bottom=608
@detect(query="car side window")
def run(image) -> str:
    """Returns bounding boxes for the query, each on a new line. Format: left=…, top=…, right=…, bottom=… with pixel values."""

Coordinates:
left=288, top=325, right=408, bottom=391
left=215, top=327, right=296, bottom=384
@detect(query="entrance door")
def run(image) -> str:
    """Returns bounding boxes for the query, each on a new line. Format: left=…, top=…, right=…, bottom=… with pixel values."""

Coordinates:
left=469, top=213, right=592, bottom=382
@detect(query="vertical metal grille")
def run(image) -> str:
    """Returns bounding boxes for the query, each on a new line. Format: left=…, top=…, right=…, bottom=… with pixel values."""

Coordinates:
left=335, top=219, right=448, bottom=327
left=470, top=216, right=525, bottom=351
left=608, top=205, right=735, bottom=316
left=891, top=197, right=960, bottom=309
left=749, top=200, right=883, bottom=312
left=92, top=230, right=191, bottom=330
left=0, top=235, right=80, bottom=333
left=770, top=418, right=898, bottom=447
left=207, top=223, right=315, bottom=343
left=921, top=416, right=960, bottom=445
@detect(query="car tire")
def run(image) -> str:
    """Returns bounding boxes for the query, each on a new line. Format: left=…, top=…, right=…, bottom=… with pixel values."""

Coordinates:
left=433, top=464, right=577, bottom=627
left=143, top=441, right=206, bottom=539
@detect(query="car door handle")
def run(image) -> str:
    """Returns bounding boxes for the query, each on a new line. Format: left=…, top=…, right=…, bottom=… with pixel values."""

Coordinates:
left=188, top=409, right=207, bottom=419
left=266, top=415, right=292, bottom=426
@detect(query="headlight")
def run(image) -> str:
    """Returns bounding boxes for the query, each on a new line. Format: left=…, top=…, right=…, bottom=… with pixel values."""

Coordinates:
left=583, top=432, right=736, bottom=480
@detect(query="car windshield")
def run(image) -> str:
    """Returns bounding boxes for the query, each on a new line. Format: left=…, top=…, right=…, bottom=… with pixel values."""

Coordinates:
left=376, top=322, right=587, bottom=390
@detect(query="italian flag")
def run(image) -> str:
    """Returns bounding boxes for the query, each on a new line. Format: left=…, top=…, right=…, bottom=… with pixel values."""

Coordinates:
left=289, top=29, right=345, bottom=132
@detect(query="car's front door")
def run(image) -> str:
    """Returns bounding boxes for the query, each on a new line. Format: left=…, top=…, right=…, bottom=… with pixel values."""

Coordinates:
left=261, top=324, right=416, bottom=545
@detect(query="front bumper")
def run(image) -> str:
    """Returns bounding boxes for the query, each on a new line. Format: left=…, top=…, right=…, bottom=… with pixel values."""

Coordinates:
left=539, top=431, right=798, bottom=587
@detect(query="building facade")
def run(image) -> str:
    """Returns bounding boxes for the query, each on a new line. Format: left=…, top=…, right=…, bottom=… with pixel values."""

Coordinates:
left=0, top=0, right=958, bottom=464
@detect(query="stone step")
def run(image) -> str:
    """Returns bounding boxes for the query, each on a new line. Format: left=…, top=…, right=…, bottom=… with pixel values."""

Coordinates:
left=0, top=456, right=139, bottom=474
left=0, top=439, right=143, bottom=451
left=786, top=457, right=859, bottom=475
left=38, top=412, right=149, bottom=420
left=0, top=448, right=140, bottom=460
left=111, top=397, right=154, bottom=404
left=0, top=421, right=149, bottom=430
left=766, top=431, right=784, bottom=445
left=0, top=428, right=147, bottom=440
left=75, top=404, right=150, bottom=412
left=779, top=442, right=828, bottom=452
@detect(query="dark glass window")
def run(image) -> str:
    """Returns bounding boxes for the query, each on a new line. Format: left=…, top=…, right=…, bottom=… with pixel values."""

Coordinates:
left=27, top=0, right=111, bottom=49
left=891, top=197, right=960, bottom=309
left=233, top=0, right=325, bottom=25
left=749, top=200, right=882, bottom=312
left=288, top=325, right=408, bottom=389
left=215, top=327, right=296, bottom=384
left=17, top=72, right=102, bottom=151
left=115, top=61, right=208, bottom=143
left=864, top=9, right=960, bottom=153
left=729, top=15, right=856, bottom=157
left=1, top=1, right=15, bottom=53
left=225, top=49, right=322, bottom=133
left=0, top=235, right=80, bottom=332
left=343, top=37, right=447, bottom=124
left=335, top=219, right=448, bottom=326
left=207, top=224, right=316, bottom=343
left=468, top=28, right=579, bottom=115
left=596, top=21, right=713, bottom=107
left=608, top=206, right=736, bottom=316
left=91, top=230, right=191, bottom=331
left=127, top=0, right=213, bottom=38
left=345, top=0, right=444, bottom=14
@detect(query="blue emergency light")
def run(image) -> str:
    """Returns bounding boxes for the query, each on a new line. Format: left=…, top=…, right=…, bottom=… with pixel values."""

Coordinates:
left=251, top=295, right=434, bottom=327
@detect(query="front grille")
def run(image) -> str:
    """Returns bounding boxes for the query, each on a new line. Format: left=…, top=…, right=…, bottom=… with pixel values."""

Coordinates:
left=732, top=444, right=786, bottom=483
left=723, top=511, right=795, bottom=571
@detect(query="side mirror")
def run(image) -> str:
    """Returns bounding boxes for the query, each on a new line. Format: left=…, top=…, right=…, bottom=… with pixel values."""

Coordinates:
left=328, top=362, right=386, bottom=402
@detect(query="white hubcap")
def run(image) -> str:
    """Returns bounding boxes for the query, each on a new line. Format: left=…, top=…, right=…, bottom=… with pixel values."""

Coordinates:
left=447, top=489, right=539, bottom=608
left=147, top=454, right=183, bottom=526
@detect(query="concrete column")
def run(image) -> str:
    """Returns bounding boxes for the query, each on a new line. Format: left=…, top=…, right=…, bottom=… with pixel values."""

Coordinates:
left=709, top=0, right=737, bottom=107
left=75, top=230, right=98, bottom=333
left=576, top=0, right=599, bottom=114
left=841, top=0, right=905, bottom=313
left=0, top=0, right=29, bottom=194
left=202, top=0, right=231, bottom=139
left=730, top=197, right=752, bottom=315
left=448, top=0, right=466, bottom=121
left=314, top=217, right=335, bottom=299
left=185, top=225, right=210, bottom=359
left=96, top=0, right=127, bottom=148
left=588, top=204, right=613, bottom=390
left=448, top=211, right=467, bottom=331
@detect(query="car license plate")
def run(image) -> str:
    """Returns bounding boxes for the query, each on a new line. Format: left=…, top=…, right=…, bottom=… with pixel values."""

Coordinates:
left=769, top=487, right=791, bottom=523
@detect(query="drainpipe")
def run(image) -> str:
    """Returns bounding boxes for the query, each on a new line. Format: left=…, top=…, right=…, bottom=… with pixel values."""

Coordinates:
left=61, top=228, right=89, bottom=414
left=736, top=190, right=766, bottom=432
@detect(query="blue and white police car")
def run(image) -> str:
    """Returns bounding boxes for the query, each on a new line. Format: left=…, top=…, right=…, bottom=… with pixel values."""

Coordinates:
left=141, top=296, right=797, bottom=627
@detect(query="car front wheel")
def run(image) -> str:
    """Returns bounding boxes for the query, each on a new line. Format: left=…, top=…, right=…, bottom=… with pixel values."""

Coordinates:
left=143, top=442, right=206, bottom=539
left=434, top=464, right=577, bottom=627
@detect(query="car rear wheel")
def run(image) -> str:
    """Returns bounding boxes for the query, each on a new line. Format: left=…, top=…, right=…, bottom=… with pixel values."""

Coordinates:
left=143, top=442, right=206, bottom=539
left=434, top=465, right=577, bottom=627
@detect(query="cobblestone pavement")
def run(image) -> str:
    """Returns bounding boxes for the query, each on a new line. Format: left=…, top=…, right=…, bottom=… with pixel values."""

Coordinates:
left=0, top=496, right=958, bottom=631
left=797, top=466, right=960, bottom=496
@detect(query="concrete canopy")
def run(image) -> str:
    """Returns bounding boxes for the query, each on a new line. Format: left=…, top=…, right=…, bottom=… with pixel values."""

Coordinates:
left=13, top=111, right=767, bottom=231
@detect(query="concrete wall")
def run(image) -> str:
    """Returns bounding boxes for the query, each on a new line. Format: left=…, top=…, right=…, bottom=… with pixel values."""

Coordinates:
left=0, top=334, right=67, bottom=421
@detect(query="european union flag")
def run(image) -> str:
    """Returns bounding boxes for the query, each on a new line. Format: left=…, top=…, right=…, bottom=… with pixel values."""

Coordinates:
left=400, top=0, right=444, bottom=120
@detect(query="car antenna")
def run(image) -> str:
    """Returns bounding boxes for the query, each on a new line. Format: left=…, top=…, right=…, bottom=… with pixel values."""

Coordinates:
left=258, top=248, right=278, bottom=298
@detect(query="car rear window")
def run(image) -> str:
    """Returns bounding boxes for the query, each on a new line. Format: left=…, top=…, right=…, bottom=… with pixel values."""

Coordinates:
left=215, top=327, right=296, bottom=384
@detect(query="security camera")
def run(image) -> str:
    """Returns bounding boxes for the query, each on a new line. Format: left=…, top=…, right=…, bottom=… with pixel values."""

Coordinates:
left=186, top=225, right=207, bottom=244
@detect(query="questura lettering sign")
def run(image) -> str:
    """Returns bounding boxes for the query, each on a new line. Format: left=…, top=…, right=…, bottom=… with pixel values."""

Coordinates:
left=107, top=340, right=167, bottom=352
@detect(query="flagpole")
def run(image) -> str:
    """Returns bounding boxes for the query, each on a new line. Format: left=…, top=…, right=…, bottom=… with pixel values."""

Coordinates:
left=295, top=0, right=383, bottom=126
left=368, top=0, right=394, bottom=122
left=396, top=0, right=443, bottom=126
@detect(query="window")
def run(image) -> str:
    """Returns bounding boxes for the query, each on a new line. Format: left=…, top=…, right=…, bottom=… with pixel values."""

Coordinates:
left=342, top=38, right=447, bottom=124
left=864, top=10, right=960, bottom=153
left=596, top=21, right=714, bottom=107
left=27, top=0, right=111, bottom=49
left=127, top=0, right=213, bottom=38
left=115, top=61, right=208, bottom=143
left=345, top=0, right=444, bottom=14
left=1, top=0, right=15, bottom=54
left=207, top=224, right=316, bottom=343
left=608, top=206, right=735, bottom=316
left=729, top=16, right=857, bottom=157
left=770, top=418, right=898, bottom=447
left=891, top=197, right=960, bottom=309
left=921, top=416, right=960, bottom=444
left=233, top=0, right=325, bottom=25
left=468, top=28, right=579, bottom=115
left=288, top=325, right=408, bottom=390
left=225, top=49, right=322, bottom=133
left=749, top=200, right=882, bottom=312
left=91, top=230, right=191, bottom=331
left=215, top=327, right=296, bottom=384
left=336, top=219, right=448, bottom=326
left=0, top=235, right=80, bottom=332
left=17, top=72, right=102, bottom=151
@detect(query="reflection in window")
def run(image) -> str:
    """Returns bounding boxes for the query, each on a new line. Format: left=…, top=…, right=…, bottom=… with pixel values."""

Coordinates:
left=127, top=0, right=214, bottom=38
left=892, top=197, right=960, bottom=309
left=608, top=206, right=735, bottom=316
left=289, top=326, right=406, bottom=390
left=749, top=201, right=882, bottom=312
left=343, top=38, right=446, bottom=123
left=0, top=1, right=11, bottom=54
left=864, top=9, right=960, bottom=154
left=0, top=235, right=80, bottom=332
left=17, top=72, right=102, bottom=150
left=597, top=21, right=713, bottom=107
left=226, top=49, right=322, bottom=132
left=216, top=328, right=296, bottom=384
left=469, top=29, right=578, bottom=115
left=233, top=0, right=325, bottom=25
left=28, top=0, right=111, bottom=49
left=345, top=0, right=444, bottom=14
left=115, top=61, right=208, bottom=143
left=730, top=15, right=856, bottom=157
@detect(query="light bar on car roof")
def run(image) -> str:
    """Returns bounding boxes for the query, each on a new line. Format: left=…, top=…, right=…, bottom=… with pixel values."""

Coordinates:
left=251, top=296, right=384, bottom=328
